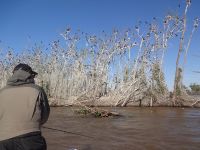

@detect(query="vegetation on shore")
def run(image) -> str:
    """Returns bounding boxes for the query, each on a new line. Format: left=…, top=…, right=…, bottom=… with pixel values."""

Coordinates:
left=187, top=83, right=200, bottom=95
left=0, top=0, right=199, bottom=107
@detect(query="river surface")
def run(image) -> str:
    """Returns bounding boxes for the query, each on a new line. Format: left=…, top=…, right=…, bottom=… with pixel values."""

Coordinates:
left=42, top=107, right=200, bottom=150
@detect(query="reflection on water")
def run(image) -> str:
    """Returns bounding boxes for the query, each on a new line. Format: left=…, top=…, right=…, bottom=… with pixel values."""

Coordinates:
left=43, top=107, right=200, bottom=150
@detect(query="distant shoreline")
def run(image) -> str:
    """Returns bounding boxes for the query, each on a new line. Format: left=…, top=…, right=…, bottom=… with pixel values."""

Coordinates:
left=49, top=95, right=200, bottom=108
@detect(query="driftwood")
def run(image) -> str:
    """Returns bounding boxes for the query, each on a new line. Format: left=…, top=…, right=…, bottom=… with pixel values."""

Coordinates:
left=75, top=106, right=120, bottom=118
left=191, top=100, right=200, bottom=107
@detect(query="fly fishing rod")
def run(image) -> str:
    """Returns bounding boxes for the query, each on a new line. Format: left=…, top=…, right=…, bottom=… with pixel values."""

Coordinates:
left=43, top=126, right=94, bottom=139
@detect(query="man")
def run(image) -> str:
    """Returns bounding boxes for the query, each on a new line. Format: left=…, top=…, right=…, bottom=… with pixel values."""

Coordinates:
left=0, top=63, right=50, bottom=150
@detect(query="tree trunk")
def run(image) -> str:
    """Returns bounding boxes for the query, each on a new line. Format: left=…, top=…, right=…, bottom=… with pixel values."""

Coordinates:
left=173, top=4, right=189, bottom=101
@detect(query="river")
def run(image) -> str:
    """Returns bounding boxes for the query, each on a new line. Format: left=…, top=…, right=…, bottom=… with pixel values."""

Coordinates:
left=42, top=107, right=200, bottom=150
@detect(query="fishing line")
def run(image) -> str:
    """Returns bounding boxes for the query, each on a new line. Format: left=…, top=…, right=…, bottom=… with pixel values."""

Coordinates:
left=43, top=126, right=94, bottom=139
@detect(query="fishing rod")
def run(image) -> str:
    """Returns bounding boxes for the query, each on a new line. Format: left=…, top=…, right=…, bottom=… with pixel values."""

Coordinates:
left=193, top=71, right=200, bottom=73
left=192, top=54, right=200, bottom=58
left=42, top=126, right=94, bottom=139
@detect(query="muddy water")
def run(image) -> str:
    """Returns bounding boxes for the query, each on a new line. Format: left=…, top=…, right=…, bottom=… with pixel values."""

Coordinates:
left=42, top=107, right=200, bottom=150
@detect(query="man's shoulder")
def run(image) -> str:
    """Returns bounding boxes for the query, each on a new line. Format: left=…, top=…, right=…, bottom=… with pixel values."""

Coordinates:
left=0, top=86, right=8, bottom=94
left=0, top=84, right=44, bottom=93
left=24, top=84, right=44, bottom=92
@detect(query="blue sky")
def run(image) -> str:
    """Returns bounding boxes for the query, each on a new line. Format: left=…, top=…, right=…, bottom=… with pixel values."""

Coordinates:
left=0, top=0, right=200, bottom=90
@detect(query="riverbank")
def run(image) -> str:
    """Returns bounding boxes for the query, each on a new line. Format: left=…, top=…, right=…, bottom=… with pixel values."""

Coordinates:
left=48, top=94, right=200, bottom=107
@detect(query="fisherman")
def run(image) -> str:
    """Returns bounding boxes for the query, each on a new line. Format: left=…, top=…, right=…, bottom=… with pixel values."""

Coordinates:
left=0, top=63, right=50, bottom=150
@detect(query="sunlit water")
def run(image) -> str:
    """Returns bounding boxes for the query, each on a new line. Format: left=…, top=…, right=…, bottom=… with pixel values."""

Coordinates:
left=43, top=107, right=200, bottom=150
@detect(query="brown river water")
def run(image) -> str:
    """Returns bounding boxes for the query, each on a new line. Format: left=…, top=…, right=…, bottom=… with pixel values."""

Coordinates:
left=42, top=107, right=200, bottom=150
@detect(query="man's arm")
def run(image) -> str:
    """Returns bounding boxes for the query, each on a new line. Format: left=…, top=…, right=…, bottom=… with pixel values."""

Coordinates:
left=39, top=88, right=50, bottom=125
